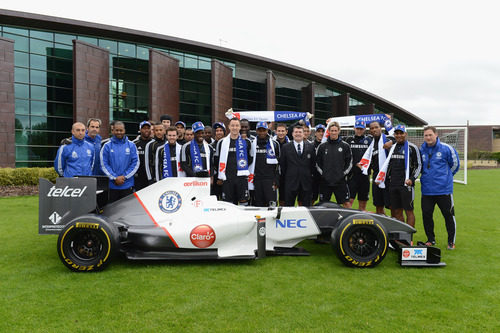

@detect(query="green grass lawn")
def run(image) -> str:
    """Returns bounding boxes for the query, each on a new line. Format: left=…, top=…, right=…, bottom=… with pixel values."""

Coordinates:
left=1, top=169, right=499, bottom=332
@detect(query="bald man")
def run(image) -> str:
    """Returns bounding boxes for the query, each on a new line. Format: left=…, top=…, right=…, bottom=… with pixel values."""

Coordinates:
left=54, top=122, right=95, bottom=177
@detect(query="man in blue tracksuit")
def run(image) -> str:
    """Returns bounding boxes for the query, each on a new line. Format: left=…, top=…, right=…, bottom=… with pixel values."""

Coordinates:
left=420, top=126, right=460, bottom=250
left=54, top=122, right=94, bottom=177
left=85, top=118, right=103, bottom=175
left=100, top=121, right=140, bottom=203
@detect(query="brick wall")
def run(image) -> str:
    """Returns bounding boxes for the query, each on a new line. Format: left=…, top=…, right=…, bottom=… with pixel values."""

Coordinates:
left=211, top=60, right=233, bottom=124
left=0, top=37, right=15, bottom=167
left=149, top=49, right=179, bottom=122
left=73, top=40, right=110, bottom=137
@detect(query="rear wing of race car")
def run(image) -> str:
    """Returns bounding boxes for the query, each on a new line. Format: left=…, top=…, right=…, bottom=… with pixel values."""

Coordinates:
left=38, top=177, right=108, bottom=235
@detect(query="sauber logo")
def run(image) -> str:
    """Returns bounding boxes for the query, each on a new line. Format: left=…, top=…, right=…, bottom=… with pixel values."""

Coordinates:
left=190, top=225, right=216, bottom=248
left=402, top=250, right=410, bottom=258
left=184, top=181, right=208, bottom=187
left=47, top=185, right=87, bottom=197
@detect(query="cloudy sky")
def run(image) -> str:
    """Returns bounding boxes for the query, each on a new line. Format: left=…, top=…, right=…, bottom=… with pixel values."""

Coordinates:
left=3, top=0, right=499, bottom=125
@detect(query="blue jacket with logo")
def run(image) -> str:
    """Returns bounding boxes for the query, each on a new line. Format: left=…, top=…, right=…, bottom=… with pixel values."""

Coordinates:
left=420, top=137, right=460, bottom=195
left=54, top=135, right=95, bottom=177
left=100, top=136, right=140, bottom=190
left=85, top=133, right=103, bottom=175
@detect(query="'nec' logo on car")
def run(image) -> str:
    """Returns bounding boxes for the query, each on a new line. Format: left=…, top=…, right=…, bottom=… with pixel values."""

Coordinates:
left=275, top=219, right=306, bottom=228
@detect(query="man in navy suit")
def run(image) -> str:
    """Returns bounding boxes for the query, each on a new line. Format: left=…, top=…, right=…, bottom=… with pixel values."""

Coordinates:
left=279, top=125, right=316, bottom=206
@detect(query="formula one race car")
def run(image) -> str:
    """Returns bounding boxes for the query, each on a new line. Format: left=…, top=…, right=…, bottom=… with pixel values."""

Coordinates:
left=39, top=176, right=421, bottom=272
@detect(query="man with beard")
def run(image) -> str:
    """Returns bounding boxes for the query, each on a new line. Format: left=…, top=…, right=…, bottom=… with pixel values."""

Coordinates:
left=345, top=120, right=372, bottom=211
left=132, top=121, right=152, bottom=191
left=249, top=122, right=280, bottom=207
left=145, top=122, right=166, bottom=184
left=216, top=118, right=253, bottom=205
left=181, top=121, right=213, bottom=177
left=357, top=121, right=394, bottom=215
left=155, top=126, right=186, bottom=181
left=175, top=121, right=187, bottom=145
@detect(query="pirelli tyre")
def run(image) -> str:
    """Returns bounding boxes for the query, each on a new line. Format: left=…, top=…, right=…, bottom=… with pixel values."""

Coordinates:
left=57, top=216, right=119, bottom=272
left=332, top=215, right=388, bottom=268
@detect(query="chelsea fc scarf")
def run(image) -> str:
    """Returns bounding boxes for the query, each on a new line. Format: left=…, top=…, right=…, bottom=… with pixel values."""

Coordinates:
left=190, top=141, right=211, bottom=174
left=248, top=138, right=278, bottom=190
left=218, top=135, right=249, bottom=180
left=160, top=143, right=185, bottom=180
left=375, top=141, right=409, bottom=189
left=359, top=134, right=388, bottom=176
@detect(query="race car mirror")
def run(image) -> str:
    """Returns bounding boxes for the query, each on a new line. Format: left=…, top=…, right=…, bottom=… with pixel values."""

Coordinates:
left=38, top=177, right=97, bottom=234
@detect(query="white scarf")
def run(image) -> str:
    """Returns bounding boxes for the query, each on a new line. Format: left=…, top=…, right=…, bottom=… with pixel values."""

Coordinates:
left=155, top=142, right=186, bottom=181
left=218, top=135, right=249, bottom=180
left=359, top=134, right=388, bottom=176
left=375, top=142, right=410, bottom=189
left=248, top=137, right=278, bottom=190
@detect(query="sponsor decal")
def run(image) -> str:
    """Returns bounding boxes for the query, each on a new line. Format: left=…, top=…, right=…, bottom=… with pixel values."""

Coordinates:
left=125, top=147, right=130, bottom=154
left=338, top=147, right=343, bottom=152
left=158, top=191, right=182, bottom=213
left=47, top=185, right=88, bottom=198
left=436, top=152, right=442, bottom=158
left=203, top=208, right=226, bottom=212
left=71, top=151, right=78, bottom=158
left=219, top=162, right=226, bottom=173
left=258, top=226, right=266, bottom=237
left=353, top=219, right=374, bottom=225
left=190, top=224, right=216, bottom=248
left=49, top=211, right=61, bottom=224
left=401, top=248, right=427, bottom=260
left=192, top=199, right=203, bottom=208
left=275, top=219, right=307, bottom=228
left=75, top=222, right=99, bottom=229
left=86, top=149, right=92, bottom=156
left=184, top=180, right=208, bottom=187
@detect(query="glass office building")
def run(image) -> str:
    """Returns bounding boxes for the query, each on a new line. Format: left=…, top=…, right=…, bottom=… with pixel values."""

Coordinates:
left=0, top=9, right=426, bottom=167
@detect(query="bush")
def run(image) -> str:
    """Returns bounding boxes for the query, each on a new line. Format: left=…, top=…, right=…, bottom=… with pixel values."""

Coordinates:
left=0, top=168, right=58, bottom=186
left=492, top=152, right=500, bottom=163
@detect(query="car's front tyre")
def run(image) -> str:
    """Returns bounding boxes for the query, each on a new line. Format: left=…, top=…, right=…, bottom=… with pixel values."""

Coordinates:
left=332, top=215, right=388, bottom=268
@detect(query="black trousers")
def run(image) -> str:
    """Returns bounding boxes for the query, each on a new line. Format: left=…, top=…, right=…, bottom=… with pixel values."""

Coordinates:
left=285, top=186, right=312, bottom=207
left=109, top=187, right=134, bottom=203
left=421, top=194, right=456, bottom=244
left=254, top=179, right=277, bottom=207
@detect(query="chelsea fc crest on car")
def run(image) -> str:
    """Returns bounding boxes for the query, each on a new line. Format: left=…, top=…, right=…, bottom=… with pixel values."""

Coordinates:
left=158, top=190, right=182, bottom=213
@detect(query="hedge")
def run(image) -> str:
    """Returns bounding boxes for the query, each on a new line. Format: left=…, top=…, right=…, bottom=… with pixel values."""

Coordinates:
left=0, top=168, right=58, bottom=186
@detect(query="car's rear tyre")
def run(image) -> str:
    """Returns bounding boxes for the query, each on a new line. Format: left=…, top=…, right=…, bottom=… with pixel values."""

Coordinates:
left=332, top=215, right=388, bottom=268
left=57, top=216, right=119, bottom=272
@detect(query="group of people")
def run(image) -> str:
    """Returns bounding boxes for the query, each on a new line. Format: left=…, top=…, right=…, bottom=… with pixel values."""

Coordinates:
left=54, top=115, right=459, bottom=249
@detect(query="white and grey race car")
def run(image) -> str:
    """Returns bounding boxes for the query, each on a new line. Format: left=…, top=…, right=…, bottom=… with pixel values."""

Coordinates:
left=39, top=176, right=433, bottom=272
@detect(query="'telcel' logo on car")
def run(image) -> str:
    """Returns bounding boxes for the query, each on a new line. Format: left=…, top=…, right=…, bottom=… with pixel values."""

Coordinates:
left=47, top=186, right=87, bottom=197
left=190, top=225, right=216, bottom=248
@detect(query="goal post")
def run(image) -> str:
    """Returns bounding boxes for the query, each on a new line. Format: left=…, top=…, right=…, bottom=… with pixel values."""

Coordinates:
left=338, top=126, right=468, bottom=184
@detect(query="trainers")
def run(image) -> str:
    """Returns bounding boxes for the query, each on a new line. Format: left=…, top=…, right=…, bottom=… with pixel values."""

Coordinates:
left=447, top=243, right=456, bottom=250
left=425, top=241, right=436, bottom=246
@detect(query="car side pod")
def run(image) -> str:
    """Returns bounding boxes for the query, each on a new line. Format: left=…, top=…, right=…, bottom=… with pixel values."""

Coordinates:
left=398, top=245, right=446, bottom=267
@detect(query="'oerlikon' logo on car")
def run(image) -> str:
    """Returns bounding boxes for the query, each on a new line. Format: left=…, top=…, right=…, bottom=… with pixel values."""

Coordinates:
left=190, top=225, right=216, bottom=248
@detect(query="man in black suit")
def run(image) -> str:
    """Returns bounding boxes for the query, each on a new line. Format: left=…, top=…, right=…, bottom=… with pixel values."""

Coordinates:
left=279, top=125, right=316, bottom=206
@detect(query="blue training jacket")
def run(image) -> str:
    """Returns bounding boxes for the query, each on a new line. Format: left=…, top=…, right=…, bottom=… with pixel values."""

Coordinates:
left=420, top=137, right=460, bottom=195
left=85, top=133, right=103, bottom=175
left=100, top=136, right=140, bottom=190
left=54, top=135, right=95, bottom=177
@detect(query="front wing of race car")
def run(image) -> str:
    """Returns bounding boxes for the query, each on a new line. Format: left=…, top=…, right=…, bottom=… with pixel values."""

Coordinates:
left=39, top=177, right=433, bottom=272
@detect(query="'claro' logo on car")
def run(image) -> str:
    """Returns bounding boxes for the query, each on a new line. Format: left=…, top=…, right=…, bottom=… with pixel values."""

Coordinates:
left=190, top=224, right=216, bottom=248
